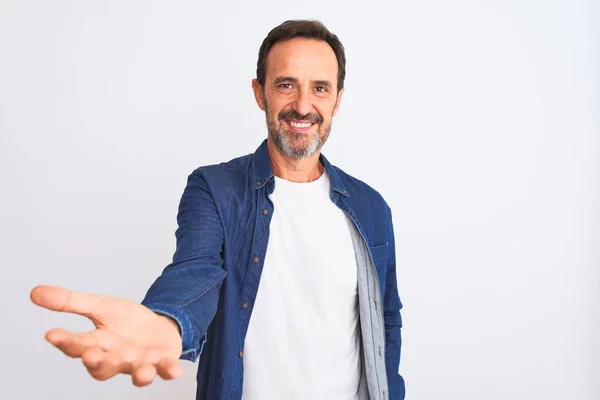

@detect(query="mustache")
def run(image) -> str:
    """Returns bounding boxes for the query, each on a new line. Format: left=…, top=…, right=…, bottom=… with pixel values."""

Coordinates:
left=278, top=109, right=323, bottom=124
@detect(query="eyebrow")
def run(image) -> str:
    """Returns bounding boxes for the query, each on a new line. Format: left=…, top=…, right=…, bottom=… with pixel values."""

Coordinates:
left=273, top=76, right=333, bottom=88
left=274, top=76, right=298, bottom=85
left=313, top=80, right=333, bottom=88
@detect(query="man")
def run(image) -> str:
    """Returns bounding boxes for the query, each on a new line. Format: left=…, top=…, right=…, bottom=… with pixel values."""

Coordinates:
left=30, top=19, right=405, bottom=400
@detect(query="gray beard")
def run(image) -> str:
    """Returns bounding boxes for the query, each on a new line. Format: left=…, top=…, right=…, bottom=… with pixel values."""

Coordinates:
left=266, top=117, right=331, bottom=160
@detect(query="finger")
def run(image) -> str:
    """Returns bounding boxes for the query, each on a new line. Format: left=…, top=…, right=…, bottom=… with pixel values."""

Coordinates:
left=45, top=328, right=97, bottom=358
left=132, top=362, right=158, bottom=387
left=31, top=285, right=105, bottom=318
left=86, top=350, right=130, bottom=381
left=140, top=348, right=182, bottom=380
left=156, top=357, right=183, bottom=380
left=81, top=345, right=109, bottom=373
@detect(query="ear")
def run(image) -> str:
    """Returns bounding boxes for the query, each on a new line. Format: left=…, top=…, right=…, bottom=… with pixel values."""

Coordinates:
left=252, top=79, right=266, bottom=111
left=332, top=87, right=345, bottom=117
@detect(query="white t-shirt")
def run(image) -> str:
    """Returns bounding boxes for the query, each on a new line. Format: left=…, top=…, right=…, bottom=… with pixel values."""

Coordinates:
left=242, top=171, right=363, bottom=400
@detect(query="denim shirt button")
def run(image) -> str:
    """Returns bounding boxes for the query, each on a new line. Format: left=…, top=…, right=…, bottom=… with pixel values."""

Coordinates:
left=253, top=256, right=260, bottom=263
left=238, top=350, right=244, bottom=358
left=256, top=181, right=262, bottom=186
left=242, top=301, right=249, bottom=308
left=262, top=209, right=269, bottom=215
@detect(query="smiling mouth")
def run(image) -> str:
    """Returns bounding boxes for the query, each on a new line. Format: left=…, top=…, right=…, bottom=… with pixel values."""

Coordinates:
left=285, top=119, right=315, bottom=132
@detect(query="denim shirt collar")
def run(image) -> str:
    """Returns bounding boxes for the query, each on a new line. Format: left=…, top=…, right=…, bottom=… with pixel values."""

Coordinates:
left=252, top=139, right=350, bottom=197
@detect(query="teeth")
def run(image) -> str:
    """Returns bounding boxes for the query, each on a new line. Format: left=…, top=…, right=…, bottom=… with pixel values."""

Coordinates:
left=290, top=121, right=312, bottom=128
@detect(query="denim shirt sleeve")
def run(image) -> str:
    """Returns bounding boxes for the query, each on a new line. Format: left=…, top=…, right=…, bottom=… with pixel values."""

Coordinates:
left=383, top=206, right=406, bottom=400
left=141, top=169, right=226, bottom=362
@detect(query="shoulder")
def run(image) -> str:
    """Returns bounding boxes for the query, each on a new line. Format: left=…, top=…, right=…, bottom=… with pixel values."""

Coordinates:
left=176, top=152, right=254, bottom=197
left=188, top=152, right=254, bottom=182
left=194, top=152, right=253, bottom=174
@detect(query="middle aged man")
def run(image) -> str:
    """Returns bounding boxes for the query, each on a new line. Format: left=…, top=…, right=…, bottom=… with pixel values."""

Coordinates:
left=31, top=19, right=405, bottom=400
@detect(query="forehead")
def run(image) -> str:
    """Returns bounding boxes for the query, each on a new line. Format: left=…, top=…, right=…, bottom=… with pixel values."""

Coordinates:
left=265, top=37, right=338, bottom=82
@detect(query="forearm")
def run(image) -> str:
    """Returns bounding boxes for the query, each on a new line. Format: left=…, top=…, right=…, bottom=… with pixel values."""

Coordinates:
left=142, top=260, right=226, bottom=361
left=383, top=205, right=405, bottom=399
left=384, top=311, right=405, bottom=400
left=142, top=170, right=226, bottom=361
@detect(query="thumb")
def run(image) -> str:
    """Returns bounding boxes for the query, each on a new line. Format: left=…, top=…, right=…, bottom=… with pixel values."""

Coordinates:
left=31, top=285, right=105, bottom=318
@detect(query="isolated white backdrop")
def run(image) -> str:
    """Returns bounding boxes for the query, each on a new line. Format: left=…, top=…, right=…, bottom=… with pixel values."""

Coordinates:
left=1, top=0, right=598, bottom=399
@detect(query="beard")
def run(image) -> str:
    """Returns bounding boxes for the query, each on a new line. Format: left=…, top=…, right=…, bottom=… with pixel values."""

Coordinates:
left=266, top=108, right=332, bottom=160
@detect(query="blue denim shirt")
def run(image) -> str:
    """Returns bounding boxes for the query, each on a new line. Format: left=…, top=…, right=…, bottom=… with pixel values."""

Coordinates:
left=142, top=140, right=405, bottom=399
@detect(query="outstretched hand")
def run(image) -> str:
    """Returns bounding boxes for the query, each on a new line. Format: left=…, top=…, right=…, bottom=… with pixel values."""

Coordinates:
left=30, top=285, right=184, bottom=386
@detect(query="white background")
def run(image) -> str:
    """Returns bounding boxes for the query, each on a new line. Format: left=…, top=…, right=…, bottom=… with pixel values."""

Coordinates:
left=1, top=0, right=598, bottom=399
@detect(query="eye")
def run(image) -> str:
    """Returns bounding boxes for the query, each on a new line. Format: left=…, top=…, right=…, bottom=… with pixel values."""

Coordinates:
left=315, top=86, right=329, bottom=93
left=279, top=83, right=294, bottom=90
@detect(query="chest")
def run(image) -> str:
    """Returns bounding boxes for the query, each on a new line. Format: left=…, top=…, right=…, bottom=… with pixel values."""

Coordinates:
left=265, top=190, right=358, bottom=300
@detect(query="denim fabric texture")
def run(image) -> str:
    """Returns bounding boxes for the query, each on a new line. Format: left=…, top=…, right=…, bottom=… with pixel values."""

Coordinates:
left=142, top=139, right=405, bottom=400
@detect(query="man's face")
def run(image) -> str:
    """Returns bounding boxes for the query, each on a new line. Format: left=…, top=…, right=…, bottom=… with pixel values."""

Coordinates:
left=252, top=38, right=344, bottom=160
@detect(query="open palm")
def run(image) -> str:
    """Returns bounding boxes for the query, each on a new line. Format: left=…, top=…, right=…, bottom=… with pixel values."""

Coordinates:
left=30, top=285, right=184, bottom=386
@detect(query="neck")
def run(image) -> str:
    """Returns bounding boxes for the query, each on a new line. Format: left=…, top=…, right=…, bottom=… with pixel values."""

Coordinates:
left=266, top=139, right=324, bottom=183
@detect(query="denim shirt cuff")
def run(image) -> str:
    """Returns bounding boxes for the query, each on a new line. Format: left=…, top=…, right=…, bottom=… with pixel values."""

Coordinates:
left=143, top=303, right=200, bottom=361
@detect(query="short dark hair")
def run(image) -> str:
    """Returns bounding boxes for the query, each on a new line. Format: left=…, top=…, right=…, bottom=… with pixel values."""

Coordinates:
left=256, top=19, right=346, bottom=92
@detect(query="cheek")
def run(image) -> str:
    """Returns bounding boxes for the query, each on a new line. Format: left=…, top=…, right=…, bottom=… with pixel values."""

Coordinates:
left=316, top=107, right=334, bottom=122
left=269, top=106, right=282, bottom=121
left=265, top=97, right=287, bottom=117
left=315, top=99, right=337, bottom=117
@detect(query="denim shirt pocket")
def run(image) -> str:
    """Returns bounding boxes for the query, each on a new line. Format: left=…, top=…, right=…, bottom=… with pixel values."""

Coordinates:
left=369, top=242, right=389, bottom=282
left=369, top=242, right=389, bottom=261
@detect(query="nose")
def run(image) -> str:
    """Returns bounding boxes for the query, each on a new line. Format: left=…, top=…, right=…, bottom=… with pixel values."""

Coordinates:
left=291, top=89, right=313, bottom=117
